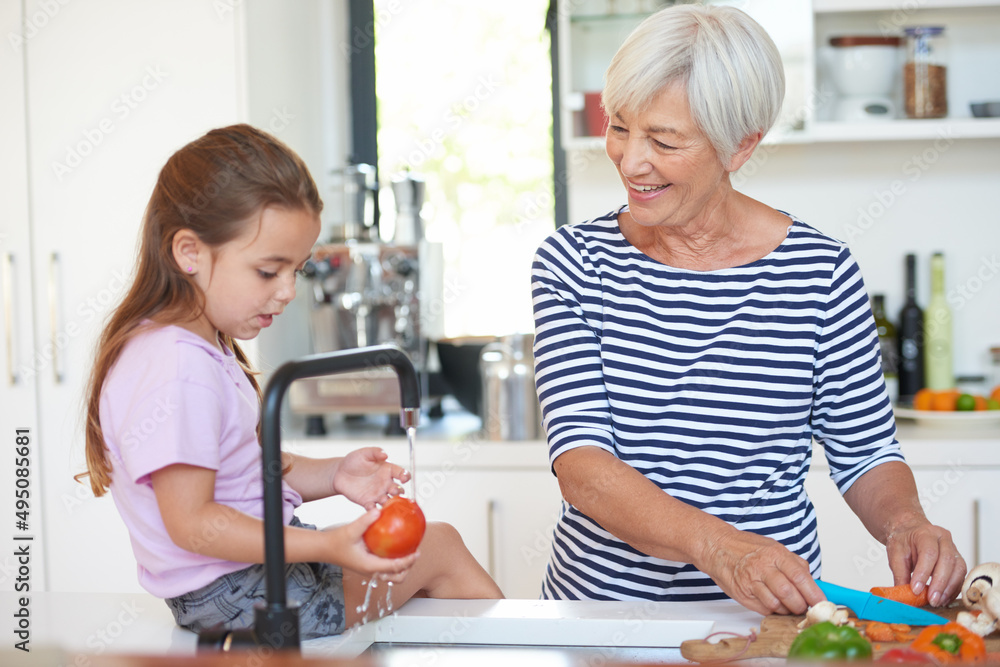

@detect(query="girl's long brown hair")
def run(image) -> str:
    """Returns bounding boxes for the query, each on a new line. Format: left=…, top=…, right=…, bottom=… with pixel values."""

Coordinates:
left=78, top=124, right=322, bottom=496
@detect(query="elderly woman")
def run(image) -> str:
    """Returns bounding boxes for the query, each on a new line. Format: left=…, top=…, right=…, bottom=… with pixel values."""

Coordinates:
left=531, top=4, right=964, bottom=616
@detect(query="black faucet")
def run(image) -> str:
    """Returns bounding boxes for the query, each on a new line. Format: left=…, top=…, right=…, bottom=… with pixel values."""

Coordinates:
left=197, top=344, right=420, bottom=653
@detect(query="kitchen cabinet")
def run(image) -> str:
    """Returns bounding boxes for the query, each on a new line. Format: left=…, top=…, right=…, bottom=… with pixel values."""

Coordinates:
left=287, top=439, right=563, bottom=600
left=2, top=0, right=342, bottom=595
left=557, top=0, right=1000, bottom=150
left=0, top=0, right=43, bottom=592
left=806, top=426, right=1000, bottom=591
left=0, top=0, right=243, bottom=594
left=411, top=468, right=562, bottom=600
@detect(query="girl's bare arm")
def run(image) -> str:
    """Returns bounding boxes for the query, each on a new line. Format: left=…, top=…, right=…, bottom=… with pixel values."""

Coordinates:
left=281, top=447, right=410, bottom=507
left=150, top=463, right=416, bottom=576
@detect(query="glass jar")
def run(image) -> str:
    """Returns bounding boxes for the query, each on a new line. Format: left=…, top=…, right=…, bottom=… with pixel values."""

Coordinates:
left=904, top=26, right=948, bottom=119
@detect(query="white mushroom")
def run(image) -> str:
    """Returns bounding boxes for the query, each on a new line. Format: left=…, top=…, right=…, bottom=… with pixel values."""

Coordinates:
left=983, top=588, right=1000, bottom=619
left=797, top=601, right=851, bottom=629
left=958, top=563, right=1000, bottom=637
left=962, top=562, right=1000, bottom=609
left=957, top=610, right=997, bottom=637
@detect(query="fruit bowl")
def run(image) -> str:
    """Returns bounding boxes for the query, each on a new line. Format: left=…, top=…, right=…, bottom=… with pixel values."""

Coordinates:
left=894, top=406, right=1000, bottom=429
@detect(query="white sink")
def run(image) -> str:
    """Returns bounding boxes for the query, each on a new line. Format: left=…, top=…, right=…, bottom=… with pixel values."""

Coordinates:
left=371, top=598, right=713, bottom=647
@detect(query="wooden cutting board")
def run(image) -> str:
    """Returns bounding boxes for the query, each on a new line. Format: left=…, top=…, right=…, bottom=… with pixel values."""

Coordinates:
left=680, top=605, right=1000, bottom=662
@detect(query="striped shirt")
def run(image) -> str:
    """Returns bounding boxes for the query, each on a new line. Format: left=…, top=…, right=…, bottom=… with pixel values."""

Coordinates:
left=531, top=207, right=902, bottom=602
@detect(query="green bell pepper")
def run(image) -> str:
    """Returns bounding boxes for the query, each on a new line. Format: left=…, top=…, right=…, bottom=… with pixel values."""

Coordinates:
left=787, top=621, right=873, bottom=662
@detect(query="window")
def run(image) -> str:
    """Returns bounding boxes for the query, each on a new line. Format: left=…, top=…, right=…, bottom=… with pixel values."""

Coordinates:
left=373, top=0, right=555, bottom=338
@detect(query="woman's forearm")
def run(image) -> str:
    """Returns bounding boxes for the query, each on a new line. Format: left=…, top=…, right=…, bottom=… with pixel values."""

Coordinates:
left=842, top=460, right=928, bottom=543
left=554, top=446, right=735, bottom=567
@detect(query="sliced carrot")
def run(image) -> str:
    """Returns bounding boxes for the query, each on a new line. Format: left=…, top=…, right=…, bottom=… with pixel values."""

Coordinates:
left=869, top=584, right=929, bottom=608
left=889, top=623, right=915, bottom=642
left=865, top=621, right=897, bottom=642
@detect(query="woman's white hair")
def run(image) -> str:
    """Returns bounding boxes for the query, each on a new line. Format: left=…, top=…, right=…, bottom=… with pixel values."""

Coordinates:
left=602, top=3, right=784, bottom=164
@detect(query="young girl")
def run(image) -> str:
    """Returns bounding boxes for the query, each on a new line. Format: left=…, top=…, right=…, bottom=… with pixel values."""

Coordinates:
left=79, top=124, right=502, bottom=639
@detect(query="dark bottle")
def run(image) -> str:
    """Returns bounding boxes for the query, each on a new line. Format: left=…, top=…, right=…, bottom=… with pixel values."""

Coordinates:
left=897, top=254, right=925, bottom=404
left=871, top=294, right=899, bottom=404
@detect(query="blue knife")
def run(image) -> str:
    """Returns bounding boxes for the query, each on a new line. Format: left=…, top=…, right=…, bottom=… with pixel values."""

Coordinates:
left=816, top=580, right=948, bottom=626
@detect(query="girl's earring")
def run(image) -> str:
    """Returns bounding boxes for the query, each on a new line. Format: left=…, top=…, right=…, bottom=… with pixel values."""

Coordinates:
left=186, top=266, right=194, bottom=273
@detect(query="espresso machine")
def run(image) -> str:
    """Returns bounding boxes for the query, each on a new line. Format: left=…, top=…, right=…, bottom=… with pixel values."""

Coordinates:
left=289, top=166, right=432, bottom=434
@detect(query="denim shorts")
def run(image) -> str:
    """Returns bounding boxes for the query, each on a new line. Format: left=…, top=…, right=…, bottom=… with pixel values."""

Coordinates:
left=165, top=516, right=346, bottom=639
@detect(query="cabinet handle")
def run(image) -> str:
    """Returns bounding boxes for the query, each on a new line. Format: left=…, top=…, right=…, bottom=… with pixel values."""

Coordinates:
left=486, top=498, right=498, bottom=580
left=973, top=498, right=981, bottom=567
left=48, top=252, right=63, bottom=384
left=3, top=252, right=18, bottom=385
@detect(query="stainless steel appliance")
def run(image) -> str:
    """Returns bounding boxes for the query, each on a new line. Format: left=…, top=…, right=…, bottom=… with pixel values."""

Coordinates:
left=390, top=171, right=425, bottom=246
left=480, top=333, right=543, bottom=441
left=289, top=165, right=431, bottom=432
left=334, top=163, right=378, bottom=242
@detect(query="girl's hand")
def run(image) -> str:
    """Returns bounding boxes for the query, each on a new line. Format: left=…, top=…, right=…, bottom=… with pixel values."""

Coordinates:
left=324, top=508, right=418, bottom=583
left=334, top=447, right=411, bottom=510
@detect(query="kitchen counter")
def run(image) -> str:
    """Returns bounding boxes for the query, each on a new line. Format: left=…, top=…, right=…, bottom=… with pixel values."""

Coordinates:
left=839, top=423, right=1000, bottom=466
left=8, top=416, right=991, bottom=665
left=282, top=409, right=548, bottom=474
left=0, top=591, right=765, bottom=665
left=289, top=407, right=484, bottom=443
left=284, top=413, right=1000, bottom=468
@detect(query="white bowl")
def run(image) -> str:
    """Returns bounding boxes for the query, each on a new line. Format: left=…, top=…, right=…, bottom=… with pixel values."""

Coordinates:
left=824, top=43, right=902, bottom=96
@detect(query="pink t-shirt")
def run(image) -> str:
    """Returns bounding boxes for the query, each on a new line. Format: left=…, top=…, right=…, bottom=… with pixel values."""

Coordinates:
left=100, top=324, right=302, bottom=598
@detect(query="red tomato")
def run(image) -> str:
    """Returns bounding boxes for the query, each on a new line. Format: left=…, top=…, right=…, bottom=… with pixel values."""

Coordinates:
left=877, top=648, right=935, bottom=664
left=363, top=496, right=426, bottom=558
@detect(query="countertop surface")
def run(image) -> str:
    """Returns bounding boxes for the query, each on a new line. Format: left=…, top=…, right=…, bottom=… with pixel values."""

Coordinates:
left=1, top=592, right=765, bottom=664
left=284, top=410, right=1000, bottom=470
left=289, top=407, right=1000, bottom=442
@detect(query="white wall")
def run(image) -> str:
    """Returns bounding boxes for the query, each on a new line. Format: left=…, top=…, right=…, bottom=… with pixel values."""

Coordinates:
left=244, top=0, right=352, bottom=377
left=566, top=138, right=1000, bottom=380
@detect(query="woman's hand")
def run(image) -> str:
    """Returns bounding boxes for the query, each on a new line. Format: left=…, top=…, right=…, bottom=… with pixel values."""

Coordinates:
left=885, top=518, right=966, bottom=607
left=842, top=461, right=967, bottom=607
left=699, top=526, right=824, bottom=616
left=556, top=447, right=826, bottom=616
left=334, top=447, right=410, bottom=510
left=323, top=508, right=418, bottom=583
